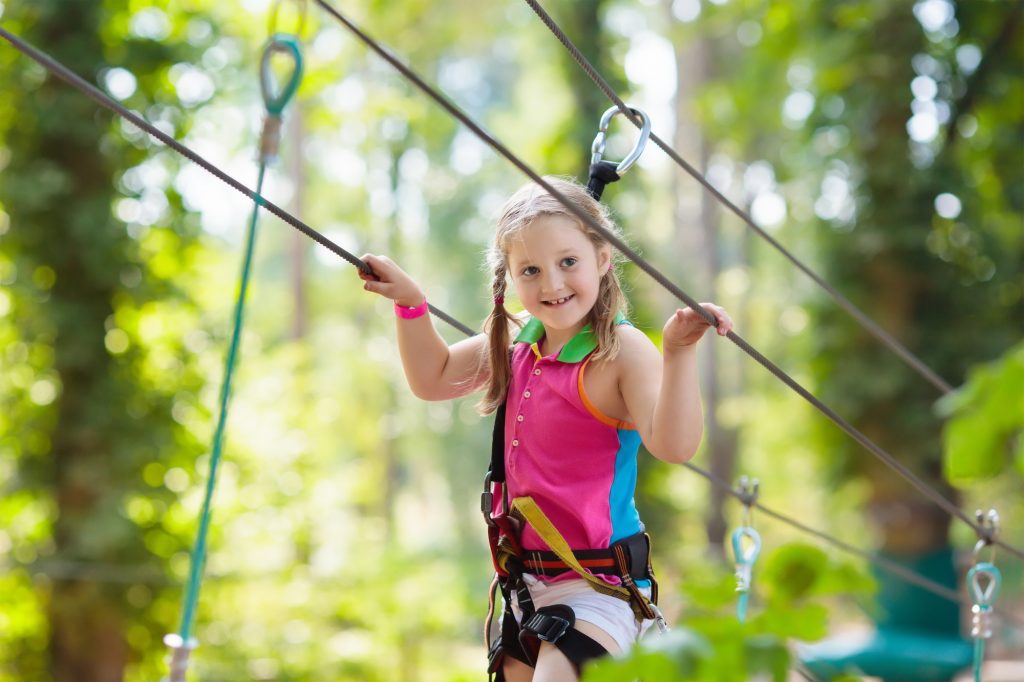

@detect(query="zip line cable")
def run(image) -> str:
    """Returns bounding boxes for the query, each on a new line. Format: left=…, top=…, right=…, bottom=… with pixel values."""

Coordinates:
left=684, top=465, right=1024, bottom=628
left=0, top=27, right=475, bottom=340
left=309, top=0, right=1023, bottom=562
left=1, top=22, right=1020, bottom=622
left=523, top=0, right=955, bottom=396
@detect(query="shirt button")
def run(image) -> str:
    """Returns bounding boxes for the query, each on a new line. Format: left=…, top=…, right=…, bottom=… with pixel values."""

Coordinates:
left=524, top=390, right=531, bottom=398
left=534, top=368, right=542, bottom=376
left=517, top=415, right=524, bottom=422
left=512, top=439, right=519, bottom=447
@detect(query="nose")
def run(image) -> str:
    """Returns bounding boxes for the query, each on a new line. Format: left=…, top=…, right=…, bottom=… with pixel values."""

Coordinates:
left=540, top=268, right=564, bottom=294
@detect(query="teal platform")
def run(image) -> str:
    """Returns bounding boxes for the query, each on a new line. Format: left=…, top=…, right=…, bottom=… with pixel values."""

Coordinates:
left=800, top=547, right=973, bottom=681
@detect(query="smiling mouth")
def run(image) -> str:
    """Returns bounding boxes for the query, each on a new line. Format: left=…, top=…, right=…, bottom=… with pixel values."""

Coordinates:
left=543, top=295, right=575, bottom=306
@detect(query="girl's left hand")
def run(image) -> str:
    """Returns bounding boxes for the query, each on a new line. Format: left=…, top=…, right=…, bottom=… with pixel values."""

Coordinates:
left=663, top=303, right=733, bottom=351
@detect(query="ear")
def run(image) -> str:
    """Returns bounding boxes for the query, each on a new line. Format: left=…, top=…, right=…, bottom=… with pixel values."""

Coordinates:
left=597, top=246, right=612, bottom=274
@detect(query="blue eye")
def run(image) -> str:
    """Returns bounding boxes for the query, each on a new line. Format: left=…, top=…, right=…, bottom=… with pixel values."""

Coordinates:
left=561, top=257, right=578, bottom=267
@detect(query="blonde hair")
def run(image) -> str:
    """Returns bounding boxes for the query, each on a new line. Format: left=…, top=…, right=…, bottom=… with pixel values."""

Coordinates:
left=478, top=176, right=629, bottom=415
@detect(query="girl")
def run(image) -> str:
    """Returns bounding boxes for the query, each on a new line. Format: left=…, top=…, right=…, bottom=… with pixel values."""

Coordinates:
left=359, top=177, right=732, bottom=682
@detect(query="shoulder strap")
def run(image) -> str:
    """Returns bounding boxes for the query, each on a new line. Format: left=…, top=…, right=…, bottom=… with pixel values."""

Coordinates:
left=489, top=402, right=506, bottom=483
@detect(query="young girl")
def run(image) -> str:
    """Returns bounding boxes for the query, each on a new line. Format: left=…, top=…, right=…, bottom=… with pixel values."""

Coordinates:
left=359, top=177, right=732, bottom=682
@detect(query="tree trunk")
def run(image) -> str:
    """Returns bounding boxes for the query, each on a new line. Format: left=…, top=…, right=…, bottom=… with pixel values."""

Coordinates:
left=669, top=19, right=739, bottom=554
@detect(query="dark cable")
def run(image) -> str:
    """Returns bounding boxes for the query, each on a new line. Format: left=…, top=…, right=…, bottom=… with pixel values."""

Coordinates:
left=0, top=26, right=475, bottom=339
left=523, top=0, right=954, bottom=396
left=3, top=22, right=1021, bottom=611
left=309, top=0, right=1022, bottom=562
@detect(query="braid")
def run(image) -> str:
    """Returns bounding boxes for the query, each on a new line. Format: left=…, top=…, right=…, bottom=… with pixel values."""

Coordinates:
left=479, top=175, right=630, bottom=411
left=479, top=263, right=513, bottom=415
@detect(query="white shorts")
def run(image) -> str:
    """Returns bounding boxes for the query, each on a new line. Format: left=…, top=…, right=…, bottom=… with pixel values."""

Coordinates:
left=509, top=574, right=653, bottom=653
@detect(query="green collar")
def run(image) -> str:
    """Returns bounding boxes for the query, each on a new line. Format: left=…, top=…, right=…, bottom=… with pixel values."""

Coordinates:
left=513, top=312, right=627, bottom=363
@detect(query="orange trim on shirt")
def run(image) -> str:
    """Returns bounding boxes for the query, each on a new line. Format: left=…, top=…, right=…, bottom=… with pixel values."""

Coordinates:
left=578, top=355, right=637, bottom=431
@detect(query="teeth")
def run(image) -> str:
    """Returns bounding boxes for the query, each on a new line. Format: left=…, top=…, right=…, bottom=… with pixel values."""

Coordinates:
left=548, top=296, right=570, bottom=304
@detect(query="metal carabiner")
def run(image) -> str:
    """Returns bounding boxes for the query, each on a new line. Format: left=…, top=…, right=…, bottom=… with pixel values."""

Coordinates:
left=590, top=105, right=651, bottom=175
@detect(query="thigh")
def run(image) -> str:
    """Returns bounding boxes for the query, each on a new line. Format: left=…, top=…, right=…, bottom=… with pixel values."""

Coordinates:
left=531, top=620, right=620, bottom=682
left=574, top=618, right=621, bottom=655
left=532, top=641, right=577, bottom=682
left=502, top=655, right=534, bottom=682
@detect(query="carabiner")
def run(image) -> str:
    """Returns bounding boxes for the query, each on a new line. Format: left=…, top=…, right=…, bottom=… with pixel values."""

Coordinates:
left=590, top=105, right=651, bottom=175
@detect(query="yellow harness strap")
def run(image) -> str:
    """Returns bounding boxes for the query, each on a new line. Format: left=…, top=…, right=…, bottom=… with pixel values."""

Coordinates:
left=508, top=496, right=656, bottom=621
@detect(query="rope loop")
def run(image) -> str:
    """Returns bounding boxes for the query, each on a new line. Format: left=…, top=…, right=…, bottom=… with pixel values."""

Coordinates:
left=590, top=105, right=650, bottom=175
left=731, top=476, right=762, bottom=623
left=260, top=34, right=304, bottom=118
left=968, top=562, right=1001, bottom=609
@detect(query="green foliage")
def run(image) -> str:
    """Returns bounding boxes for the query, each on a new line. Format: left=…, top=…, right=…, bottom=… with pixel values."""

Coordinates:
left=938, top=341, right=1024, bottom=483
left=584, top=542, right=874, bottom=681
left=2, top=0, right=1020, bottom=679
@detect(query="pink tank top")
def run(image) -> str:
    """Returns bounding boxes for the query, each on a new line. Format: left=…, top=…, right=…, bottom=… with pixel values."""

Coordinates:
left=500, top=317, right=644, bottom=576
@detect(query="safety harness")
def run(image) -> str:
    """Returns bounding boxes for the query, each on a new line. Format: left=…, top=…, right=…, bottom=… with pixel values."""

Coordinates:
left=481, top=402, right=667, bottom=680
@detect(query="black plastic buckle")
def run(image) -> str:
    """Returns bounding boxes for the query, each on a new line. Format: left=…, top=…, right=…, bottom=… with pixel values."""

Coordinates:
left=487, top=635, right=503, bottom=674
left=523, top=612, right=570, bottom=643
left=481, top=472, right=496, bottom=527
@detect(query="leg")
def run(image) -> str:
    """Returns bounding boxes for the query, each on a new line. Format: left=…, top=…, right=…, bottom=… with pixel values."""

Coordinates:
left=531, top=620, right=621, bottom=682
left=502, top=656, right=534, bottom=682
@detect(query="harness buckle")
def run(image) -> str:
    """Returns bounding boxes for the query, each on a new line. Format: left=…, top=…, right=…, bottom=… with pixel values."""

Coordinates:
left=522, top=612, right=571, bottom=643
left=481, top=472, right=496, bottom=527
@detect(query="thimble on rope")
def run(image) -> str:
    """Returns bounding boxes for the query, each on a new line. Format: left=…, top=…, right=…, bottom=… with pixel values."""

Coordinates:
left=163, top=633, right=198, bottom=682
left=258, top=33, right=303, bottom=163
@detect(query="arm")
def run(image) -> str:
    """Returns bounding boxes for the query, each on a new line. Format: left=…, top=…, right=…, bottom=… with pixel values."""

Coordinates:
left=619, top=304, right=732, bottom=464
left=360, top=254, right=489, bottom=400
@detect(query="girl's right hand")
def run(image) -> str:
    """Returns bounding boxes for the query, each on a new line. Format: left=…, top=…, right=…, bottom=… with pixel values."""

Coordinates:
left=358, top=254, right=426, bottom=308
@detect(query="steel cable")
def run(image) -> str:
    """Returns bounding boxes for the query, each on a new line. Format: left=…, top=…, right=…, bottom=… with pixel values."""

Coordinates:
left=1, top=22, right=1020, bottom=624
left=308, top=0, right=1022, bottom=562
left=0, top=27, right=475, bottom=339
left=523, top=0, right=954, bottom=396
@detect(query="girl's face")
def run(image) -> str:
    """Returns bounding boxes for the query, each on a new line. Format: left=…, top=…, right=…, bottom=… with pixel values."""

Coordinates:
left=507, top=214, right=611, bottom=343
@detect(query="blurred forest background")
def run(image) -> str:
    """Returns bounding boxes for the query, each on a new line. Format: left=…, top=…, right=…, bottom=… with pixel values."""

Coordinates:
left=0, top=0, right=1021, bottom=680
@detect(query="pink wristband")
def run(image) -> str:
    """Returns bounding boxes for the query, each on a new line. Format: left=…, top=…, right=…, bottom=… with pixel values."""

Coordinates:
left=394, top=299, right=428, bottom=319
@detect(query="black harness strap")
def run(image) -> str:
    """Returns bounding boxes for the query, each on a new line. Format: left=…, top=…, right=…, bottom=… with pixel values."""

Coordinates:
left=586, top=159, right=621, bottom=201
left=519, top=605, right=608, bottom=672
left=484, top=397, right=656, bottom=679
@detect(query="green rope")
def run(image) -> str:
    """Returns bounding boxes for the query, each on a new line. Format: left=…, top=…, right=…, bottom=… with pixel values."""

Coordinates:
left=973, top=638, right=985, bottom=682
left=175, top=33, right=302, bottom=648
left=178, top=163, right=266, bottom=643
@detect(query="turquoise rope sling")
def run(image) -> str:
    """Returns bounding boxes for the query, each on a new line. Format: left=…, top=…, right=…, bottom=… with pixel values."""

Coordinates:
left=165, top=34, right=303, bottom=682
